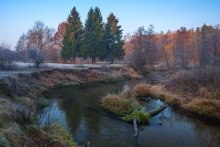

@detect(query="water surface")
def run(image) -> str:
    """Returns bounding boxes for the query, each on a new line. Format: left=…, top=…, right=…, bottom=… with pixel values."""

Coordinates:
left=40, top=81, right=220, bottom=147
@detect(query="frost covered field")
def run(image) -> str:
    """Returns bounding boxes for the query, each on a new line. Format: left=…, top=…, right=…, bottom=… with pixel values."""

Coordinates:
left=0, top=62, right=123, bottom=79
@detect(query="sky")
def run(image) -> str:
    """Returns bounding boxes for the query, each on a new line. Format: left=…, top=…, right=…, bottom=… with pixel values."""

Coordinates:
left=0, top=0, right=220, bottom=49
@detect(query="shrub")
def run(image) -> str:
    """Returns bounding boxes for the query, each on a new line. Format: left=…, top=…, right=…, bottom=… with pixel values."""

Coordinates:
left=27, top=48, right=44, bottom=68
left=166, top=68, right=220, bottom=100
left=134, top=84, right=150, bottom=98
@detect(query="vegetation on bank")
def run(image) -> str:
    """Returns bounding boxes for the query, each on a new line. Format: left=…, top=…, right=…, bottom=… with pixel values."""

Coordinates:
left=101, top=77, right=220, bottom=123
left=0, top=97, right=76, bottom=147
left=164, top=68, right=220, bottom=121
left=135, top=69, right=220, bottom=122
left=166, top=68, right=220, bottom=100
left=0, top=66, right=131, bottom=146
left=101, top=87, right=151, bottom=123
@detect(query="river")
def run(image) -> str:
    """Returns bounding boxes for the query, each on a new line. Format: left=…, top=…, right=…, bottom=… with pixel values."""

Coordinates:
left=40, top=80, right=220, bottom=147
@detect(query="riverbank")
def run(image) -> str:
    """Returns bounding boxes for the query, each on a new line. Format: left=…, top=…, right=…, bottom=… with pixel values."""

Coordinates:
left=147, top=84, right=220, bottom=123
left=0, top=64, right=138, bottom=146
left=1, top=63, right=220, bottom=146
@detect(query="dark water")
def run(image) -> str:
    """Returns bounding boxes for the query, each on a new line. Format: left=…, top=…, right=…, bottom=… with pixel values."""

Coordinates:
left=40, top=80, right=220, bottom=147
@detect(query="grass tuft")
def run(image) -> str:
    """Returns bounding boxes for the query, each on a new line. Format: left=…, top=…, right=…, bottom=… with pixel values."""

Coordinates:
left=122, top=108, right=150, bottom=123
left=101, top=94, right=136, bottom=116
left=134, top=84, right=150, bottom=98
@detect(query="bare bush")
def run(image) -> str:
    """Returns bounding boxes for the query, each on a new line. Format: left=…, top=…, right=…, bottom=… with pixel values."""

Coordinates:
left=27, top=48, right=45, bottom=68
left=101, top=63, right=111, bottom=72
left=166, top=67, right=220, bottom=100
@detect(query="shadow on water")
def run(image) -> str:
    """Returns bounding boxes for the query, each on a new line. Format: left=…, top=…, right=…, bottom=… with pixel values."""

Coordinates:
left=40, top=78, right=220, bottom=147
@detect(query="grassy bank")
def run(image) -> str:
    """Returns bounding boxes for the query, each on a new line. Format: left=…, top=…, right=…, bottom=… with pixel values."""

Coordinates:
left=146, top=81, right=220, bottom=122
left=0, top=65, right=135, bottom=146
left=0, top=98, right=76, bottom=147
left=100, top=79, right=220, bottom=123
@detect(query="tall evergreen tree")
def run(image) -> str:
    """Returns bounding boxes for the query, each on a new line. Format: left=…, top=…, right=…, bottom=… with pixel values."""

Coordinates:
left=93, top=7, right=105, bottom=61
left=82, top=7, right=104, bottom=64
left=104, top=13, right=124, bottom=63
left=81, top=8, right=94, bottom=60
left=61, top=6, right=82, bottom=63
left=61, top=24, right=72, bottom=62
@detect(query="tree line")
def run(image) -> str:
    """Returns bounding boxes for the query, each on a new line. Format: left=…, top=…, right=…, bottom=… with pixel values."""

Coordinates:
left=15, top=7, right=124, bottom=64
left=61, top=7, right=124, bottom=64
left=124, top=24, right=220, bottom=73
left=11, top=6, right=220, bottom=70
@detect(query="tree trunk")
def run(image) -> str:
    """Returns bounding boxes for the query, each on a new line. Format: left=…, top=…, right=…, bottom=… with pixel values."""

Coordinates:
left=111, top=58, right=114, bottom=64
left=172, top=46, right=176, bottom=73
left=73, top=56, right=76, bottom=64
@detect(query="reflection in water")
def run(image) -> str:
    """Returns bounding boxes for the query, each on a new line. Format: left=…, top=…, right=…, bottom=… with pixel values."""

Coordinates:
left=40, top=81, right=220, bottom=147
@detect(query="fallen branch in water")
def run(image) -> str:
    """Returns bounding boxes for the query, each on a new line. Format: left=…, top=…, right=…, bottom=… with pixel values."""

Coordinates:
left=149, top=104, right=168, bottom=117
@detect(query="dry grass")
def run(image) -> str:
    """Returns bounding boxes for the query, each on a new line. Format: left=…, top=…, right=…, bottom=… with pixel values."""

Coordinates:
left=160, top=68, right=220, bottom=121
left=0, top=99, right=12, bottom=123
left=185, top=99, right=220, bottom=120
left=101, top=93, right=151, bottom=123
left=101, top=94, right=135, bottom=116
left=0, top=122, right=22, bottom=147
left=147, top=84, right=183, bottom=106
left=133, top=84, right=150, bottom=98
left=144, top=83, right=220, bottom=121
left=197, top=87, right=220, bottom=100
left=23, top=124, right=76, bottom=147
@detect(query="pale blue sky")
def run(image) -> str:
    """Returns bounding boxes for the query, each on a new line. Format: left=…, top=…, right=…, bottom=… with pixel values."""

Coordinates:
left=0, top=0, right=220, bottom=49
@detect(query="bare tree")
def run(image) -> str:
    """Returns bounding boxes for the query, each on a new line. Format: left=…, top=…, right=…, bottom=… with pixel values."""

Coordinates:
left=16, top=33, right=28, bottom=61
left=146, top=25, right=156, bottom=66
left=198, top=24, right=214, bottom=67
left=129, top=26, right=148, bottom=74
left=20, top=21, right=55, bottom=62
left=174, top=27, right=190, bottom=69
left=0, top=42, right=19, bottom=70
left=128, top=25, right=157, bottom=74
left=212, top=25, right=220, bottom=68
left=160, top=33, right=172, bottom=73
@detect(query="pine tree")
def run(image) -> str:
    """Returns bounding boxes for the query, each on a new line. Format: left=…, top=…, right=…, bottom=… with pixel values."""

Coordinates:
left=81, top=8, right=94, bottom=62
left=93, top=7, right=105, bottom=62
left=82, top=7, right=104, bottom=64
left=61, top=7, right=82, bottom=63
left=104, top=13, right=124, bottom=63
left=103, top=23, right=112, bottom=60
left=61, top=24, right=72, bottom=62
